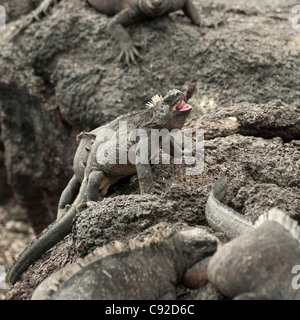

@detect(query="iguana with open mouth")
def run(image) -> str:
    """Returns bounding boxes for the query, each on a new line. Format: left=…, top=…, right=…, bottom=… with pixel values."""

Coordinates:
left=7, top=89, right=193, bottom=285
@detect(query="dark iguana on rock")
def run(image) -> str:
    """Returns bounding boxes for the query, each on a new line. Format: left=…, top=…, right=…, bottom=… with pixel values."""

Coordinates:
left=7, top=89, right=193, bottom=285
left=12, top=0, right=200, bottom=64
left=31, top=228, right=217, bottom=300
left=205, top=176, right=300, bottom=300
left=87, top=0, right=201, bottom=64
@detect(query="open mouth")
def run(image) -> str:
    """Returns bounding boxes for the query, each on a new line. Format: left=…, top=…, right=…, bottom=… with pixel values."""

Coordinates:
left=173, top=97, right=192, bottom=112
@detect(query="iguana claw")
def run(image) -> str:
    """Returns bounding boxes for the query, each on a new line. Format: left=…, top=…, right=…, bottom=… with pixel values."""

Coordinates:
left=117, top=43, right=142, bottom=65
left=87, top=200, right=98, bottom=207
left=76, top=201, right=98, bottom=212
left=76, top=202, right=88, bottom=212
left=57, top=204, right=73, bottom=219
left=151, top=182, right=163, bottom=195
left=32, top=0, right=57, bottom=21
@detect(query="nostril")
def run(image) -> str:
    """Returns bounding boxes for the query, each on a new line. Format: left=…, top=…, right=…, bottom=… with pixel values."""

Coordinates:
left=152, top=0, right=162, bottom=6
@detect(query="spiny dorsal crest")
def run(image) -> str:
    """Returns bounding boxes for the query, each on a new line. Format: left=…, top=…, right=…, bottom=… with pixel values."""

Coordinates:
left=146, top=94, right=163, bottom=110
left=81, top=228, right=174, bottom=266
left=80, top=241, right=127, bottom=267
left=128, top=227, right=174, bottom=250
left=255, top=208, right=300, bottom=244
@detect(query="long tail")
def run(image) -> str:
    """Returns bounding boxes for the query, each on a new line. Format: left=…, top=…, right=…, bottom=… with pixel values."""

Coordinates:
left=7, top=178, right=89, bottom=285
left=205, top=176, right=254, bottom=239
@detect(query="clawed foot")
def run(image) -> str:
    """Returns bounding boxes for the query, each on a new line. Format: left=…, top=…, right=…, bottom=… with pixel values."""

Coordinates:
left=151, top=182, right=164, bottom=195
left=140, top=181, right=164, bottom=195
left=87, top=200, right=98, bottom=207
left=32, top=0, right=57, bottom=21
left=117, top=42, right=142, bottom=65
left=57, top=204, right=73, bottom=219
left=76, top=201, right=98, bottom=212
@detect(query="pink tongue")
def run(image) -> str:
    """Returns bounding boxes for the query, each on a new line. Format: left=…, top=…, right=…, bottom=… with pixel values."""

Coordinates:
left=176, top=98, right=192, bottom=111
left=174, top=98, right=192, bottom=111
left=180, top=102, right=192, bottom=111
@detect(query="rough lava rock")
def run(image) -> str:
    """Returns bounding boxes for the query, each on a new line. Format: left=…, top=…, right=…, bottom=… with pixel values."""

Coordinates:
left=6, top=99, right=300, bottom=300
left=0, top=0, right=300, bottom=232
left=1, top=0, right=300, bottom=300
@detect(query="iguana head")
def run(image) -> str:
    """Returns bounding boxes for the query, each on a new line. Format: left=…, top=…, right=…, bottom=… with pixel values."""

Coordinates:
left=144, top=0, right=168, bottom=10
left=146, top=89, right=193, bottom=130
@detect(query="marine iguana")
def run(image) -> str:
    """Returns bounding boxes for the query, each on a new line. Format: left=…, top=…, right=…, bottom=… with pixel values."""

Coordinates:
left=7, top=89, right=193, bottom=285
left=31, top=228, right=217, bottom=300
left=12, top=0, right=201, bottom=64
left=205, top=176, right=300, bottom=300
left=87, top=0, right=201, bottom=64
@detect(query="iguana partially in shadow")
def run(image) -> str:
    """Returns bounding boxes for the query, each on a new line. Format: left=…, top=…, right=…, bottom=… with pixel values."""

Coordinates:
left=31, top=228, right=217, bottom=300
left=7, top=89, right=192, bottom=285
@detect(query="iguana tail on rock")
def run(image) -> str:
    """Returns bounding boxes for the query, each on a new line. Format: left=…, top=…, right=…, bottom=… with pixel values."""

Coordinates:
left=205, top=175, right=255, bottom=239
left=6, top=177, right=89, bottom=285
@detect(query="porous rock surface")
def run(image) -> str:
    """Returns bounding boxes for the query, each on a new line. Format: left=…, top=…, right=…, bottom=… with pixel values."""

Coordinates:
left=1, top=0, right=299, bottom=300
left=0, top=0, right=299, bottom=231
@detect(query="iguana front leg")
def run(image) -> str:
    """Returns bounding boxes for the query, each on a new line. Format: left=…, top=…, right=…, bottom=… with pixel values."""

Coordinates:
left=86, top=171, right=111, bottom=203
left=108, top=8, right=143, bottom=65
left=169, top=136, right=184, bottom=158
left=136, top=162, right=155, bottom=194
left=183, top=0, right=201, bottom=26
left=135, top=132, right=163, bottom=194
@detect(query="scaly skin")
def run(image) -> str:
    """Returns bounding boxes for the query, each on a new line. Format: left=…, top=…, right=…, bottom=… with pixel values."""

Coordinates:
left=9, top=0, right=200, bottom=63
left=87, top=0, right=201, bottom=64
left=31, top=228, right=217, bottom=300
left=7, top=89, right=193, bottom=285
left=205, top=175, right=255, bottom=239
left=207, top=208, right=300, bottom=300
left=205, top=176, right=300, bottom=300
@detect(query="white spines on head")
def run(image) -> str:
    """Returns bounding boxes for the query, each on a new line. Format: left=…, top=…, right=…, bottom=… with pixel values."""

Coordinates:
left=146, top=94, right=163, bottom=110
